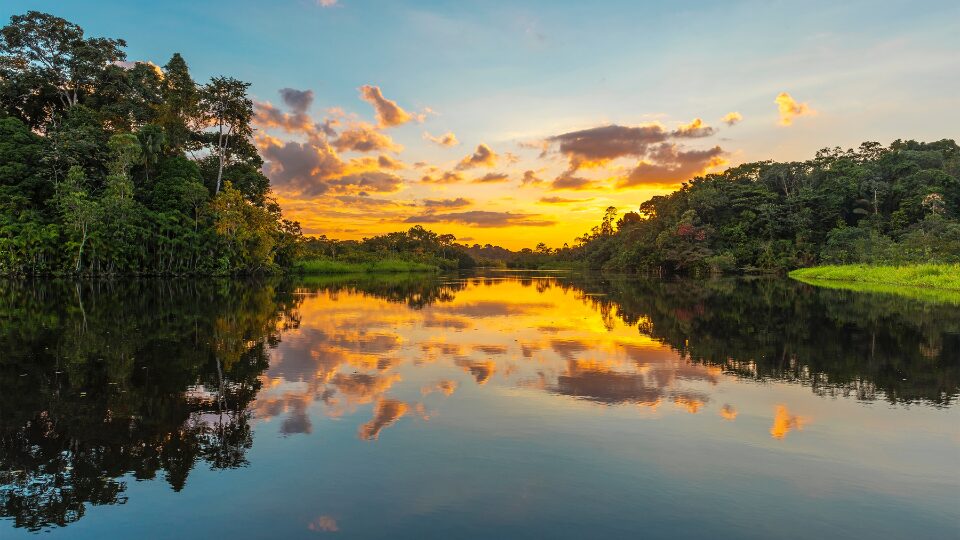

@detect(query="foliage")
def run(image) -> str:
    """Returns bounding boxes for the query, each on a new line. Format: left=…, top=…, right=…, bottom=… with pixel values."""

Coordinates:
left=789, top=264, right=960, bottom=291
left=300, top=225, right=476, bottom=272
left=566, top=140, right=960, bottom=274
left=0, top=11, right=300, bottom=275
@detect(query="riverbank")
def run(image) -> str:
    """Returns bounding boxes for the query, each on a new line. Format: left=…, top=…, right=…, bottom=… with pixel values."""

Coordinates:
left=789, top=264, right=960, bottom=290
left=789, top=264, right=960, bottom=304
left=294, top=258, right=440, bottom=274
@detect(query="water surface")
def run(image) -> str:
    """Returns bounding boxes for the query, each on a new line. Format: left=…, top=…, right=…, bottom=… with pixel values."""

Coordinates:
left=1, top=273, right=958, bottom=538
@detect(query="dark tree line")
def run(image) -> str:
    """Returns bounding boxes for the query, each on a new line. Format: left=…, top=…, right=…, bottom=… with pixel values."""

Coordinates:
left=0, top=11, right=301, bottom=276
left=564, top=140, right=960, bottom=273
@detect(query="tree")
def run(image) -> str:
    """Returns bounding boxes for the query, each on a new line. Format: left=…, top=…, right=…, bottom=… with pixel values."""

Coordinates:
left=199, top=77, right=253, bottom=194
left=160, top=53, right=198, bottom=153
left=137, top=124, right=165, bottom=181
left=54, top=166, right=99, bottom=271
left=0, top=11, right=126, bottom=125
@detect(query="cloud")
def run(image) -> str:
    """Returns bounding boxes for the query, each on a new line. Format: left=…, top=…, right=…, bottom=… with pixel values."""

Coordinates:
left=259, top=135, right=344, bottom=196
left=333, top=122, right=402, bottom=153
left=253, top=101, right=315, bottom=134
left=317, top=0, right=338, bottom=6
left=672, top=118, right=716, bottom=138
left=328, top=171, right=403, bottom=193
left=521, top=170, right=544, bottom=186
left=455, top=143, right=498, bottom=170
left=258, top=135, right=402, bottom=196
left=423, top=131, right=459, bottom=147
left=377, top=154, right=404, bottom=169
left=619, top=143, right=726, bottom=187
left=405, top=211, right=556, bottom=227
left=550, top=172, right=597, bottom=191
left=334, top=194, right=403, bottom=208
left=722, top=111, right=743, bottom=126
left=472, top=172, right=509, bottom=183
left=775, top=92, right=814, bottom=126
left=278, top=88, right=314, bottom=113
left=422, top=197, right=472, bottom=209
left=539, top=196, right=593, bottom=204
left=548, top=124, right=669, bottom=168
left=421, top=170, right=464, bottom=184
left=359, top=85, right=416, bottom=127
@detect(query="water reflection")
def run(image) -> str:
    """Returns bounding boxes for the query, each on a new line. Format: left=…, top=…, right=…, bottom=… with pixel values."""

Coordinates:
left=1, top=273, right=958, bottom=535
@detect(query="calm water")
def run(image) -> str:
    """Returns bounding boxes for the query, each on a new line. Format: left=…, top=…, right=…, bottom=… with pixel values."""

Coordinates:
left=1, top=272, right=958, bottom=539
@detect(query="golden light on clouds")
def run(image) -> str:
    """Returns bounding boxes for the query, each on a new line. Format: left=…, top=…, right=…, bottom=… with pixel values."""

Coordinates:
left=250, top=79, right=757, bottom=248
left=423, top=131, right=459, bottom=147
left=775, top=92, right=814, bottom=126
left=722, top=111, right=743, bottom=126
left=359, top=85, right=417, bottom=128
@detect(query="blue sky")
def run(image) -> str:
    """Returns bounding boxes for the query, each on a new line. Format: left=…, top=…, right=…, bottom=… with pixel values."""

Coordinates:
left=5, top=0, right=959, bottom=246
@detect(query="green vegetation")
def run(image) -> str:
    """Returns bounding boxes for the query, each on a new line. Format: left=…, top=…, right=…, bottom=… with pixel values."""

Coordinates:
left=0, top=11, right=302, bottom=275
left=790, top=263, right=960, bottom=297
left=562, top=140, right=960, bottom=274
left=296, top=257, right=439, bottom=274
left=300, top=225, right=476, bottom=272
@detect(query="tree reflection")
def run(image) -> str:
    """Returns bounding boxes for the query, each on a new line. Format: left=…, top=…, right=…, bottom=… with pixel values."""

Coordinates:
left=0, top=279, right=300, bottom=531
left=561, top=275, right=960, bottom=405
left=2, top=271, right=958, bottom=531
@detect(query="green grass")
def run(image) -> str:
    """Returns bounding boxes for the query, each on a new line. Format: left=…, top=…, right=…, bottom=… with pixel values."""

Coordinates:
left=789, top=264, right=960, bottom=304
left=294, top=258, right=439, bottom=274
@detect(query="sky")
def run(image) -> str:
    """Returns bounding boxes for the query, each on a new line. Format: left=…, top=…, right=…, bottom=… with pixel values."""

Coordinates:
left=6, top=0, right=960, bottom=248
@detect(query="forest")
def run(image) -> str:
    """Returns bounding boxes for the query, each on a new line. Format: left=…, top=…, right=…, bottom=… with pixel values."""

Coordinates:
left=0, top=11, right=301, bottom=275
left=2, top=11, right=958, bottom=277
left=560, top=140, right=960, bottom=274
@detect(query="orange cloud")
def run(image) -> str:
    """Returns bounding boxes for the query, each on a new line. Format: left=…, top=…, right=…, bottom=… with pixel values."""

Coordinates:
left=422, top=197, right=472, bottom=210
left=423, top=131, right=459, bottom=147
left=333, top=122, right=402, bottom=153
left=619, top=143, right=727, bottom=187
left=539, top=196, right=593, bottom=204
left=770, top=405, right=809, bottom=439
left=550, top=172, right=598, bottom=191
left=673, top=118, right=716, bottom=138
left=775, top=92, right=814, bottom=126
left=456, top=143, right=498, bottom=170
left=521, top=170, right=544, bottom=186
left=472, top=172, right=510, bottom=183
left=421, top=170, right=464, bottom=184
left=359, top=85, right=415, bottom=127
left=405, top=211, right=555, bottom=228
left=722, top=111, right=743, bottom=126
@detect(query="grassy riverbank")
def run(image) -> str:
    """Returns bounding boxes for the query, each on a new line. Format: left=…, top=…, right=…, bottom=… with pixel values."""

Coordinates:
left=789, top=264, right=960, bottom=290
left=789, top=264, right=960, bottom=305
left=294, top=258, right=439, bottom=274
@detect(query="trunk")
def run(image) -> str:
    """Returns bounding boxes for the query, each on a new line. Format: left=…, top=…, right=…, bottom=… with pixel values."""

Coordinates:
left=75, top=225, right=87, bottom=273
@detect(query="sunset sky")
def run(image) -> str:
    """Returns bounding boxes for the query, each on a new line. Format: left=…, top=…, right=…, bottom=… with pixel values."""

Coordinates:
left=7, top=0, right=960, bottom=248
